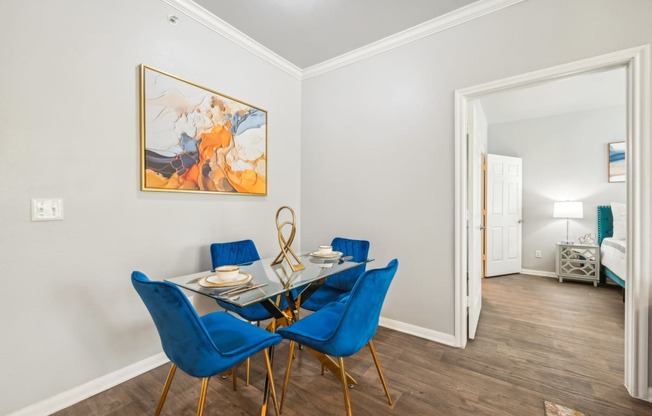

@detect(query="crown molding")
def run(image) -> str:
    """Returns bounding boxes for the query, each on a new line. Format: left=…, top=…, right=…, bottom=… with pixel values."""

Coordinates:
left=159, top=0, right=524, bottom=80
left=302, top=0, right=526, bottom=79
left=159, top=0, right=303, bottom=79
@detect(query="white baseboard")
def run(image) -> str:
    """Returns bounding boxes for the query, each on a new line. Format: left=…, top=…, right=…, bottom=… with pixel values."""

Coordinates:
left=379, top=317, right=457, bottom=347
left=8, top=353, right=169, bottom=416
left=520, top=268, right=557, bottom=278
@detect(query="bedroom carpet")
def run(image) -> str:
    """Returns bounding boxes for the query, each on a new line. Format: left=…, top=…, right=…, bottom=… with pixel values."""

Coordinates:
left=544, top=400, right=587, bottom=415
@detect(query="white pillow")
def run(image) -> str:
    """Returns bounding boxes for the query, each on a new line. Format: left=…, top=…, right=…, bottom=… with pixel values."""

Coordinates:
left=611, top=202, right=627, bottom=240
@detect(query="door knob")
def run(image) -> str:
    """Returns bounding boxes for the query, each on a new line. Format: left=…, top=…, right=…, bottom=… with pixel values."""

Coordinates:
left=518, top=219, right=524, bottom=224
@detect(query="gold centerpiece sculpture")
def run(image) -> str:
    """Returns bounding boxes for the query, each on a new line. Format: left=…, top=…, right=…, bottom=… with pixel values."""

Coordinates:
left=271, top=206, right=305, bottom=271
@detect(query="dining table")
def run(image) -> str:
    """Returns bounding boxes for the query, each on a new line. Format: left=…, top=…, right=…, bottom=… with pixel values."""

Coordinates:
left=165, top=253, right=369, bottom=415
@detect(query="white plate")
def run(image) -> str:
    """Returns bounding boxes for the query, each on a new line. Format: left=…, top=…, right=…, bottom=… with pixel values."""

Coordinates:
left=198, top=272, right=253, bottom=288
left=309, top=250, right=343, bottom=259
left=207, top=273, right=240, bottom=283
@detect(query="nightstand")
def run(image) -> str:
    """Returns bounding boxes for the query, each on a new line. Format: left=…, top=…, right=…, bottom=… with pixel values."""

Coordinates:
left=555, top=242, right=600, bottom=287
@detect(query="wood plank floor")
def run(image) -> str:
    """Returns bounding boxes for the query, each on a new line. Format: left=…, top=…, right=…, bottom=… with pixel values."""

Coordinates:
left=55, top=274, right=652, bottom=415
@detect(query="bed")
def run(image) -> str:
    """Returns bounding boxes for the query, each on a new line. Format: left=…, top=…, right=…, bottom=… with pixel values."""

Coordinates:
left=597, top=205, right=626, bottom=288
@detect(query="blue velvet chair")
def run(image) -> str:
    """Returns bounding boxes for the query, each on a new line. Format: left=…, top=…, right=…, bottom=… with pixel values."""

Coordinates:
left=277, top=259, right=398, bottom=416
left=131, top=271, right=281, bottom=416
left=210, top=240, right=281, bottom=323
left=211, top=240, right=291, bottom=387
left=300, top=237, right=370, bottom=311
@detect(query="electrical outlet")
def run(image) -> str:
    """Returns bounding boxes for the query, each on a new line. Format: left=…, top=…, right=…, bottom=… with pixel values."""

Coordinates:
left=31, top=198, right=64, bottom=221
left=535, top=250, right=542, bottom=258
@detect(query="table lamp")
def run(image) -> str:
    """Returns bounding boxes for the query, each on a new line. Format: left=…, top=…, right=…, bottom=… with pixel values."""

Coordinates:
left=553, top=201, right=583, bottom=244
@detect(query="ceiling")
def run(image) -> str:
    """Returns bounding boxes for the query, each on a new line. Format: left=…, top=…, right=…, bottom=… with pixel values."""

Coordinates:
left=479, top=67, right=627, bottom=125
left=183, top=0, right=627, bottom=119
left=192, top=0, right=479, bottom=68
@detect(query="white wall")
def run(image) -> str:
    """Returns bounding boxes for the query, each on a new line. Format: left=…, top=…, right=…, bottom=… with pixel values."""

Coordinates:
left=301, top=0, right=651, bottom=337
left=3, top=0, right=652, bottom=413
left=488, top=106, right=627, bottom=273
left=0, top=0, right=301, bottom=414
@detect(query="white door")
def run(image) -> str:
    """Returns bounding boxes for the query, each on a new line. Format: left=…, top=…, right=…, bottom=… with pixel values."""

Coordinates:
left=485, top=154, right=522, bottom=277
left=467, top=100, right=487, bottom=339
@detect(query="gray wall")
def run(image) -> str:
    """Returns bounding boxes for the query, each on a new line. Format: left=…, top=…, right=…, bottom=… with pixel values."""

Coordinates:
left=0, top=0, right=301, bottom=413
left=301, top=0, right=650, bottom=339
left=2, top=0, right=652, bottom=413
left=488, top=106, right=627, bottom=273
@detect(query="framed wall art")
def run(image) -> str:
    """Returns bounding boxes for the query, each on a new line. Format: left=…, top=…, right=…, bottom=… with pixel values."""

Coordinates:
left=608, top=141, right=625, bottom=183
left=139, top=64, right=267, bottom=195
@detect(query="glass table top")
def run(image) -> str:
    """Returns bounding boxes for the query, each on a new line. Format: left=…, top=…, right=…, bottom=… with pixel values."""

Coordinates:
left=165, top=255, right=364, bottom=307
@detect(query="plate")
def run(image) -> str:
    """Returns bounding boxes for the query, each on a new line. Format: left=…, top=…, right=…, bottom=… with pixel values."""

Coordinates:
left=198, top=272, right=253, bottom=288
left=309, top=250, right=343, bottom=259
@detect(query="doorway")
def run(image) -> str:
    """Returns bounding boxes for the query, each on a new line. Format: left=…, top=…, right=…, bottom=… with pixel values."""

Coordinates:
left=454, top=46, right=651, bottom=400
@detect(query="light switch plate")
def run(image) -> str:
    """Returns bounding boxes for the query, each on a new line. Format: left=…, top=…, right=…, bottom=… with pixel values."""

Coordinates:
left=31, top=198, right=64, bottom=221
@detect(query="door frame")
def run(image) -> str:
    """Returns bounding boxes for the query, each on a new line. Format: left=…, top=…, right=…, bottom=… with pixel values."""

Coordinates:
left=453, top=45, right=651, bottom=400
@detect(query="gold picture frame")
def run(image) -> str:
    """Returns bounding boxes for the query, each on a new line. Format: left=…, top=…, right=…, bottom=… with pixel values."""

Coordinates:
left=139, top=64, right=268, bottom=195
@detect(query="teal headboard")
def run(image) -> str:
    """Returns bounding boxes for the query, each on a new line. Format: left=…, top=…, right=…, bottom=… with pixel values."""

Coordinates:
left=597, top=205, right=613, bottom=245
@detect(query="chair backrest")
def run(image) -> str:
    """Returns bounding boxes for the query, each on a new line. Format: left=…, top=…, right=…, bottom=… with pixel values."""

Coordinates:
left=210, top=239, right=261, bottom=268
left=326, top=237, right=370, bottom=291
left=131, top=271, right=224, bottom=378
left=327, top=259, right=398, bottom=356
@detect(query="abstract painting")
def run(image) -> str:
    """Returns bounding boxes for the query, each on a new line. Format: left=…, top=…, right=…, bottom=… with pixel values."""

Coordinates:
left=608, top=141, right=625, bottom=183
left=139, top=65, right=267, bottom=195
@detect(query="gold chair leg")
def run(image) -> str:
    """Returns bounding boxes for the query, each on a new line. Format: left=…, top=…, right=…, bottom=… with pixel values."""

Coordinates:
left=305, top=347, right=357, bottom=385
left=197, top=377, right=210, bottom=416
left=280, top=341, right=296, bottom=413
left=263, top=348, right=281, bottom=416
left=337, top=357, right=353, bottom=416
left=368, top=340, right=393, bottom=406
left=232, top=365, right=238, bottom=391
left=246, top=357, right=251, bottom=386
left=155, top=363, right=177, bottom=416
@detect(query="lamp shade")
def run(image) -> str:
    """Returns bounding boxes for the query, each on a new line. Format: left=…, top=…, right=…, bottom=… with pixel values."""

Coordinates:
left=553, top=201, right=583, bottom=219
